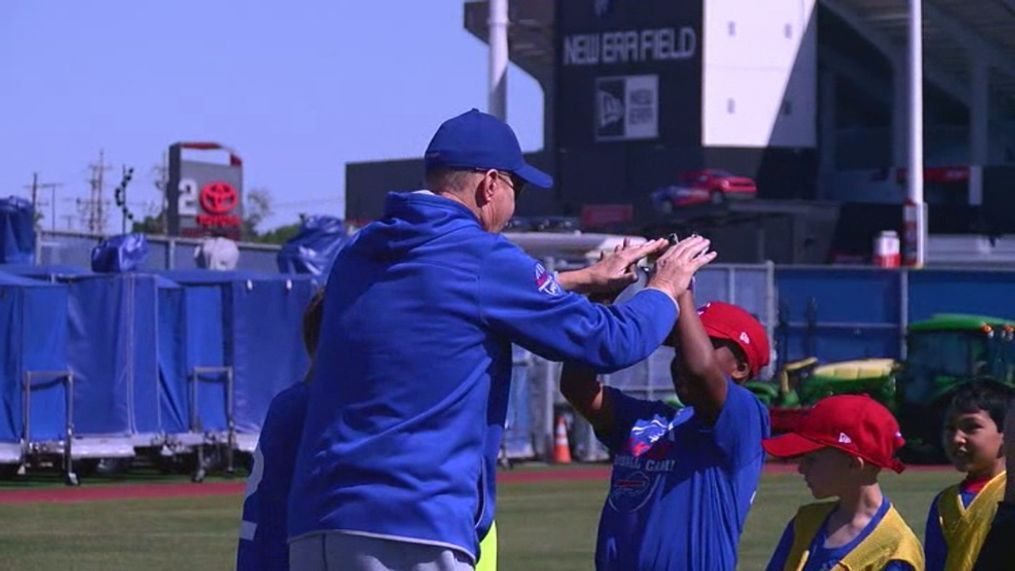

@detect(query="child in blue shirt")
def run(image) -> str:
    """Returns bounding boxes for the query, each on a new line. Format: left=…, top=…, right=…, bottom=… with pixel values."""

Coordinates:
left=924, top=380, right=1010, bottom=571
left=561, top=291, right=771, bottom=570
left=973, top=390, right=1015, bottom=570
left=236, top=290, right=323, bottom=571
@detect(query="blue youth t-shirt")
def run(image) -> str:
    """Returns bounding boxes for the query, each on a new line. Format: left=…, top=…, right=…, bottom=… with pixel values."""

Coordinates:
left=595, top=380, right=770, bottom=571
left=237, top=381, right=309, bottom=571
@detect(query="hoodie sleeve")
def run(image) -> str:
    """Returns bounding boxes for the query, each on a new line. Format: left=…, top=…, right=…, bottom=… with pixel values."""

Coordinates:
left=477, top=240, right=677, bottom=373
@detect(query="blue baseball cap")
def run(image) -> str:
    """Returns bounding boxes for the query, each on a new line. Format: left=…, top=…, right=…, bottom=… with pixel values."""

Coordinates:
left=424, top=109, right=553, bottom=189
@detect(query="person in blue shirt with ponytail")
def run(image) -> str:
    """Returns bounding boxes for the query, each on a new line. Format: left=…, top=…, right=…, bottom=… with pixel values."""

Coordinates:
left=237, top=290, right=323, bottom=571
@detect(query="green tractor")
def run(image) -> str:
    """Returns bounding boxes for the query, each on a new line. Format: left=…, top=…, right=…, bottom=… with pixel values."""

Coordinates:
left=747, top=357, right=898, bottom=434
left=747, top=313, right=1015, bottom=461
left=895, top=314, right=1015, bottom=460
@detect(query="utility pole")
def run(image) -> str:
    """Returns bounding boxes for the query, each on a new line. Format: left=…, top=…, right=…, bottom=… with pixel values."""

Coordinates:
left=28, top=172, right=38, bottom=210
left=24, top=173, right=63, bottom=231
left=80, top=150, right=112, bottom=234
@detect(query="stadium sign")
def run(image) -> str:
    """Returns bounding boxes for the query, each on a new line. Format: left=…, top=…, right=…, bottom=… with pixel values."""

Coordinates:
left=167, top=142, right=244, bottom=238
left=595, top=75, right=658, bottom=141
left=556, top=0, right=702, bottom=148
left=562, top=27, right=697, bottom=66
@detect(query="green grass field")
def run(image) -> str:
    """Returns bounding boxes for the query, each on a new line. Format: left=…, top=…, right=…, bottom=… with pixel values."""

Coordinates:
left=0, top=467, right=956, bottom=570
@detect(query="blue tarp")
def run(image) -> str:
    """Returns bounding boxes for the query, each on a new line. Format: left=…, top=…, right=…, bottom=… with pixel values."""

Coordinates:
left=163, top=270, right=318, bottom=434
left=157, top=282, right=189, bottom=436
left=0, top=272, right=69, bottom=447
left=277, top=216, right=348, bottom=277
left=91, top=233, right=150, bottom=273
left=2, top=265, right=182, bottom=440
left=0, top=197, right=35, bottom=264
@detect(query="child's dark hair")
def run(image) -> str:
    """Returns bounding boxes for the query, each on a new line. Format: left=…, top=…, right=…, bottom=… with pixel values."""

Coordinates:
left=947, top=379, right=1013, bottom=430
left=302, top=290, right=325, bottom=358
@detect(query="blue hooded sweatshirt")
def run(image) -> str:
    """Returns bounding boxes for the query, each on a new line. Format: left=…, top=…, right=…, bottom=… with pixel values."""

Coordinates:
left=288, top=192, right=677, bottom=560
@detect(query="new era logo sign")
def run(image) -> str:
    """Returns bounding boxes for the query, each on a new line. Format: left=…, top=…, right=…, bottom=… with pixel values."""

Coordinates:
left=739, top=332, right=751, bottom=345
left=594, top=75, right=658, bottom=142
left=838, top=432, right=853, bottom=444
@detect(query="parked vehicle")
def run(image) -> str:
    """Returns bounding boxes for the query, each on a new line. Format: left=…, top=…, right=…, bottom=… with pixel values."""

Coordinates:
left=746, top=313, right=1015, bottom=462
left=896, top=314, right=1015, bottom=460
left=650, top=169, right=757, bottom=213
left=747, top=358, right=896, bottom=435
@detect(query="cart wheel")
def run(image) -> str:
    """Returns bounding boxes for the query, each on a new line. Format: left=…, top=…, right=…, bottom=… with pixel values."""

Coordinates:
left=0, top=464, right=19, bottom=480
left=96, top=457, right=130, bottom=478
left=76, top=458, right=99, bottom=478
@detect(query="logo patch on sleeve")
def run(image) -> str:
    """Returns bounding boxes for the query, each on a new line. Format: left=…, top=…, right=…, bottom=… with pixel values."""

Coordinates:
left=534, top=263, right=562, bottom=296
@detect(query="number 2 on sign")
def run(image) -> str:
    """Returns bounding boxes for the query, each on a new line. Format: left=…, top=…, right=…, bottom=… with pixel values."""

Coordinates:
left=178, top=178, right=199, bottom=216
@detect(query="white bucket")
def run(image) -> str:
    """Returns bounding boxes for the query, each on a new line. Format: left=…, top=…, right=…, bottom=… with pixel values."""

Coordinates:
left=873, top=230, right=901, bottom=268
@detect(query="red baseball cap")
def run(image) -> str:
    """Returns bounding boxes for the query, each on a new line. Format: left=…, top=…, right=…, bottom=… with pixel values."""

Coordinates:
left=762, top=395, right=907, bottom=473
left=667, top=302, right=770, bottom=377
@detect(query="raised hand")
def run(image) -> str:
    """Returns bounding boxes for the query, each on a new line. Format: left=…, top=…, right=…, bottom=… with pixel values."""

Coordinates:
left=646, top=235, right=716, bottom=300
left=586, top=238, right=669, bottom=293
left=558, top=237, right=669, bottom=296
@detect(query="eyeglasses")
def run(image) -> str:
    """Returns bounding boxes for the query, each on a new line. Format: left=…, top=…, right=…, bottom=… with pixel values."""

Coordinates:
left=478, top=169, right=525, bottom=199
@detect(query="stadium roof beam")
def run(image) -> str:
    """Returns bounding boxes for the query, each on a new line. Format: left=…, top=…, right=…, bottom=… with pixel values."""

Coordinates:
left=823, top=0, right=1015, bottom=107
left=819, top=47, right=893, bottom=105
left=820, top=0, right=968, bottom=105
left=924, top=1, right=1015, bottom=81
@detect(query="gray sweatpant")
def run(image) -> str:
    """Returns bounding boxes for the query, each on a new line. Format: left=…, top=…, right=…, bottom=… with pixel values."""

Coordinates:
left=289, top=532, right=475, bottom=571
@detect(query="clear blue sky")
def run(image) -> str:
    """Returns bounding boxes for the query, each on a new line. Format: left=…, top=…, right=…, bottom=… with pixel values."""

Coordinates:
left=0, top=1, right=543, bottom=232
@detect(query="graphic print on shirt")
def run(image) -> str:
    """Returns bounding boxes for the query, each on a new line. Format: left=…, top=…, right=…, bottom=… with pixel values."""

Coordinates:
left=607, top=411, right=685, bottom=513
left=533, top=263, right=562, bottom=296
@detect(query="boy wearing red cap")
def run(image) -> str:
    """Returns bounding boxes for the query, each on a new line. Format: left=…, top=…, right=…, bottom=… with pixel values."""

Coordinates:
left=763, top=395, right=924, bottom=571
left=561, top=290, right=772, bottom=570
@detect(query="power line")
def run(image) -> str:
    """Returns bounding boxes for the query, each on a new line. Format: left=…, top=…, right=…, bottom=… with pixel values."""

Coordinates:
left=272, top=196, right=345, bottom=208
left=79, top=150, right=112, bottom=234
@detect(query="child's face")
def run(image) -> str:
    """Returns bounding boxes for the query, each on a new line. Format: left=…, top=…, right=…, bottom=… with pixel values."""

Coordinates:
left=943, top=408, right=1004, bottom=477
left=670, top=337, right=750, bottom=395
left=796, top=447, right=856, bottom=499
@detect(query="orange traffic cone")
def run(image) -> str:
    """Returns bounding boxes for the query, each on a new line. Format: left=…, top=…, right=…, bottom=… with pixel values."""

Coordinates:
left=553, top=416, right=572, bottom=464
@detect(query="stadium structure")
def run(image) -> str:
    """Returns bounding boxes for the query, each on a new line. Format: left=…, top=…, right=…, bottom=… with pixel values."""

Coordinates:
left=346, top=0, right=1015, bottom=265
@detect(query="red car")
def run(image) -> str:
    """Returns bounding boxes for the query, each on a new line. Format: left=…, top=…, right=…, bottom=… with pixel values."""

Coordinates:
left=651, top=169, right=758, bottom=213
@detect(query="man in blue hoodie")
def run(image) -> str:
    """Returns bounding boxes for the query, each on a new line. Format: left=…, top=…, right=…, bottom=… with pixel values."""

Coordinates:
left=288, top=109, right=715, bottom=571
